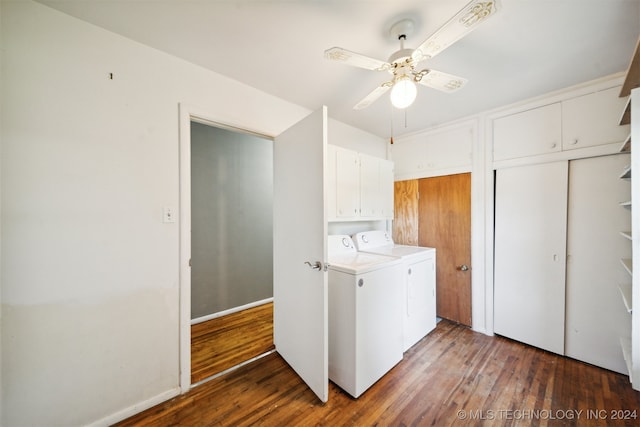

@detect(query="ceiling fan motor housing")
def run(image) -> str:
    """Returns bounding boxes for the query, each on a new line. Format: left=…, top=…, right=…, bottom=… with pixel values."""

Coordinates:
left=388, top=48, right=414, bottom=65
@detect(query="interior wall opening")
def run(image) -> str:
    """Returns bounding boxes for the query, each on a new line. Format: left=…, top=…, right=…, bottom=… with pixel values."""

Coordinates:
left=190, top=121, right=275, bottom=384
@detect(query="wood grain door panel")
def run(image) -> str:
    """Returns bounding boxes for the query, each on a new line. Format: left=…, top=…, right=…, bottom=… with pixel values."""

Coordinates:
left=418, top=173, right=471, bottom=326
left=393, top=180, right=419, bottom=246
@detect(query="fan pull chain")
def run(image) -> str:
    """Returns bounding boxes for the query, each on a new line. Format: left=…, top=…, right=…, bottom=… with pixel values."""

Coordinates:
left=389, top=101, right=394, bottom=144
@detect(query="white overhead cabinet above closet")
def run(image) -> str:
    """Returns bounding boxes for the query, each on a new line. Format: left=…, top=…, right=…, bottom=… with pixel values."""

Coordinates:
left=493, top=86, right=629, bottom=162
left=493, top=103, right=562, bottom=161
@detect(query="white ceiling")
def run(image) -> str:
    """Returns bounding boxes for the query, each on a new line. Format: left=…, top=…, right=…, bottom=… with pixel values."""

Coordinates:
left=38, top=0, right=640, bottom=139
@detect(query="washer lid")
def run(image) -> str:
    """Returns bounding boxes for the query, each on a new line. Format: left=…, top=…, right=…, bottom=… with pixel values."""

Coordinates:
left=328, top=234, right=357, bottom=256
left=328, top=252, right=401, bottom=274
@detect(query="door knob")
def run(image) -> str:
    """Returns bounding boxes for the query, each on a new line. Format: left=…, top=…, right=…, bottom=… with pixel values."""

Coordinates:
left=457, top=264, right=469, bottom=272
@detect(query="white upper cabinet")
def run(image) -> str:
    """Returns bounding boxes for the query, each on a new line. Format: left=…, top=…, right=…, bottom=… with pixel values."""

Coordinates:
left=562, top=87, right=630, bottom=150
left=391, top=125, right=473, bottom=179
left=493, top=85, right=630, bottom=162
left=359, top=153, right=395, bottom=219
left=493, top=103, right=562, bottom=161
left=359, top=153, right=381, bottom=218
left=327, top=145, right=394, bottom=221
left=335, top=146, right=360, bottom=219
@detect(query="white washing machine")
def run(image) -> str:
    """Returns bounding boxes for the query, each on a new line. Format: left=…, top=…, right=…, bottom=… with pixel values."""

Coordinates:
left=327, top=234, right=403, bottom=398
left=353, top=230, right=437, bottom=352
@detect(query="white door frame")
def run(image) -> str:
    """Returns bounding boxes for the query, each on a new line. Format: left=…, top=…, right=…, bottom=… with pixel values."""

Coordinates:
left=177, top=103, right=274, bottom=392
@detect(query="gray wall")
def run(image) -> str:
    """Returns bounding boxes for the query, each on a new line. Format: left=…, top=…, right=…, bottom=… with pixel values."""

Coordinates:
left=191, top=122, right=273, bottom=319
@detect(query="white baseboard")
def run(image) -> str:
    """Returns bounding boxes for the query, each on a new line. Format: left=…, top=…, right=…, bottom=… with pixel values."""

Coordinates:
left=190, top=297, right=273, bottom=325
left=87, top=387, right=180, bottom=427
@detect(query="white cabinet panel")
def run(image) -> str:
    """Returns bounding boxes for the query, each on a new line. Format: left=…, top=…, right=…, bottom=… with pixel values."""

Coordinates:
left=562, top=87, right=630, bottom=150
left=379, top=159, right=394, bottom=218
left=328, top=145, right=394, bottom=221
left=493, top=103, right=562, bottom=161
left=335, top=147, right=360, bottom=219
left=359, top=153, right=380, bottom=218
left=494, top=161, right=568, bottom=355
left=392, top=125, right=473, bottom=177
left=565, top=154, right=631, bottom=374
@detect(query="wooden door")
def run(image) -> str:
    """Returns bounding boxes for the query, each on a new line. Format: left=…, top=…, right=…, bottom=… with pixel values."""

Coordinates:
left=418, top=173, right=471, bottom=326
left=273, top=107, right=328, bottom=403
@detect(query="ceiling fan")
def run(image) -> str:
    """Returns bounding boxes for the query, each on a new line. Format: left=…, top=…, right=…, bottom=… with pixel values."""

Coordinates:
left=324, top=0, right=500, bottom=110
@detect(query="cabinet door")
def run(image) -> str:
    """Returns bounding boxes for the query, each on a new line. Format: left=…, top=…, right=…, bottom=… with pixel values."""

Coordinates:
left=391, top=125, right=472, bottom=177
left=493, top=103, right=562, bottom=161
left=335, top=148, right=360, bottom=219
left=494, top=161, right=568, bottom=355
left=379, top=159, right=394, bottom=219
left=562, top=87, right=630, bottom=150
left=359, top=154, right=380, bottom=218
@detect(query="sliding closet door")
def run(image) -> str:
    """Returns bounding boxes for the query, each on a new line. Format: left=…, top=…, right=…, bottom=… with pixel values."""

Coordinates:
left=565, top=154, right=631, bottom=374
left=494, top=161, right=568, bottom=355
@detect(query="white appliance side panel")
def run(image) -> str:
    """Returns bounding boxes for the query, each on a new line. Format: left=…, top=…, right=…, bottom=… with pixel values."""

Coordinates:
left=565, top=154, right=631, bottom=374
left=494, top=161, right=568, bottom=355
left=328, top=270, right=356, bottom=395
left=354, top=263, right=403, bottom=397
left=403, top=255, right=437, bottom=351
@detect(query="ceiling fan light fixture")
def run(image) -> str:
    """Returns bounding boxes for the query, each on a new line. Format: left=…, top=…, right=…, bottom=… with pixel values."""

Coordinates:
left=390, top=75, right=417, bottom=109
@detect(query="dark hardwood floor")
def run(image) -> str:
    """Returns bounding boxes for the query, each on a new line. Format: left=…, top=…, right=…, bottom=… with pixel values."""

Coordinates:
left=118, top=319, right=640, bottom=426
left=191, top=302, right=274, bottom=384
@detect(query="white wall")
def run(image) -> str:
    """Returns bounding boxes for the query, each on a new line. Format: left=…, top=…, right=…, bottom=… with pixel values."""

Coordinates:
left=0, top=1, right=322, bottom=425
left=1, top=1, right=387, bottom=424
left=329, top=119, right=387, bottom=159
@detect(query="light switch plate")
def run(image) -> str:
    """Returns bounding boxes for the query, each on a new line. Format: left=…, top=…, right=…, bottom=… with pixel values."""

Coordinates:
left=163, top=206, right=176, bottom=223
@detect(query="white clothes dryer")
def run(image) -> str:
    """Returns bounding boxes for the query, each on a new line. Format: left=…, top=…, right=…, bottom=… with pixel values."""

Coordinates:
left=327, top=234, right=403, bottom=398
left=353, top=230, right=437, bottom=352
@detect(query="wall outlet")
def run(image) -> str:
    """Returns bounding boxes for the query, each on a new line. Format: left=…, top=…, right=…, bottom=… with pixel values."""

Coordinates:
left=163, top=206, right=176, bottom=223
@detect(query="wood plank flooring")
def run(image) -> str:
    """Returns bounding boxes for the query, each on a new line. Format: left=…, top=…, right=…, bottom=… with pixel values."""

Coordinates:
left=191, top=302, right=274, bottom=384
left=118, top=319, right=640, bottom=426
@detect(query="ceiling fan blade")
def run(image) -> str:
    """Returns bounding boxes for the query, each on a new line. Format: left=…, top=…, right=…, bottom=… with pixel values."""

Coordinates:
left=416, top=69, right=468, bottom=93
left=353, top=83, right=393, bottom=110
left=411, top=0, right=500, bottom=62
left=324, top=47, right=391, bottom=71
